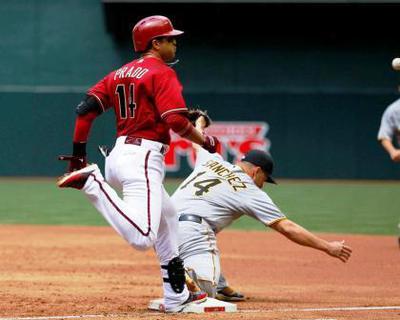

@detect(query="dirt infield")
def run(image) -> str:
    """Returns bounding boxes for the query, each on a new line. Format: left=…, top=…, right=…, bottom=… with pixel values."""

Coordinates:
left=0, top=225, right=399, bottom=320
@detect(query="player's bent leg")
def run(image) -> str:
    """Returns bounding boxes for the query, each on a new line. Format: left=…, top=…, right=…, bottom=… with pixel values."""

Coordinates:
left=154, top=188, right=180, bottom=263
left=184, top=253, right=220, bottom=298
left=178, top=218, right=218, bottom=263
left=185, top=266, right=217, bottom=298
left=178, top=217, right=220, bottom=298
left=198, top=279, right=217, bottom=298
left=118, top=143, right=164, bottom=248
left=81, top=164, right=159, bottom=251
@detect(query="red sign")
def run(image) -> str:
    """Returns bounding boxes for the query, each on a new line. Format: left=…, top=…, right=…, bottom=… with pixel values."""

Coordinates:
left=165, top=122, right=271, bottom=172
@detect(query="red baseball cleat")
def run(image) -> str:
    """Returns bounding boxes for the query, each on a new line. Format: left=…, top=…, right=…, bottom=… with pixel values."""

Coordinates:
left=166, top=291, right=207, bottom=313
left=57, top=164, right=97, bottom=190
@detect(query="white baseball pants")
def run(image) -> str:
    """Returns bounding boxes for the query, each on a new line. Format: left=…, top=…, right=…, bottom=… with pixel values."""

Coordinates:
left=178, top=218, right=229, bottom=297
left=81, top=136, right=188, bottom=309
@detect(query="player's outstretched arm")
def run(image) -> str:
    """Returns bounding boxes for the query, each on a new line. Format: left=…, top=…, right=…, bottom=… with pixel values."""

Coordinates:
left=270, top=219, right=352, bottom=263
left=380, top=138, right=400, bottom=162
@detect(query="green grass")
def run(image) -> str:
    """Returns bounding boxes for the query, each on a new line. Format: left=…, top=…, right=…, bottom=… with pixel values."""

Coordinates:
left=1, top=178, right=399, bottom=235
left=231, top=181, right=400, bottom=235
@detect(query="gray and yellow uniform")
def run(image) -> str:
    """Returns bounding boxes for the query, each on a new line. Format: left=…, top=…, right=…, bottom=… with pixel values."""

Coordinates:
left=378, top=98, right=400, bottom=143
left=171, top=148, right=286, bottom=297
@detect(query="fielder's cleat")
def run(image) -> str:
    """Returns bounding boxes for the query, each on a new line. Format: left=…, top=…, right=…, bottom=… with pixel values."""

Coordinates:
left=166, top=290, right=207, bottom=313
left=216, top=286, right=245, bottom=302
left=57, top=164, right=97, bottom=190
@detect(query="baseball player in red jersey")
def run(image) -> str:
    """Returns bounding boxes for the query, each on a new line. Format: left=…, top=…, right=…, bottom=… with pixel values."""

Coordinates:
left=57, top=16, right=219, bottom=312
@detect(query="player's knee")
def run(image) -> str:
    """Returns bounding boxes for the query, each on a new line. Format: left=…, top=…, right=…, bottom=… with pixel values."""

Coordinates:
left=131, top=241, right=151, bottom=251
left=126, top=234, right=156, bottom=251
left=186, top=268, right=217, bottom=297
left=198, top=280, right=217, bottom=298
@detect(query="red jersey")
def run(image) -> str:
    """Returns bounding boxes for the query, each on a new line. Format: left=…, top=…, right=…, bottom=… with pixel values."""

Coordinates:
left=87, top=56, right=187, bottom=145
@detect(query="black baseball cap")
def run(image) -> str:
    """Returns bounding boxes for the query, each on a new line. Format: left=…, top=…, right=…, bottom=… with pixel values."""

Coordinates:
left=241, top=149, right=277, bottom=184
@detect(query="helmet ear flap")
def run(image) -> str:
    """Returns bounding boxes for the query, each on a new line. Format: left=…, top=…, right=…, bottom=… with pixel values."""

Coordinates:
left=132, top=15, right=184, bottom=52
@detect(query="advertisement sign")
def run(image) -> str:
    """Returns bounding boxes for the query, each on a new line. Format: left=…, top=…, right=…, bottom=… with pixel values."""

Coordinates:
left=165, top=121, right=271, bottom=172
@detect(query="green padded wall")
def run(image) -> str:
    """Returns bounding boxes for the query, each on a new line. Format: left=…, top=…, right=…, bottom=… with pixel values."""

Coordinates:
left=1, top=1, right=400, bottom=179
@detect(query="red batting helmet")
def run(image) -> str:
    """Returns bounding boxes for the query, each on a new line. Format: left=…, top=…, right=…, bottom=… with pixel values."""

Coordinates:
left=132, top=15, right=184, bottom=52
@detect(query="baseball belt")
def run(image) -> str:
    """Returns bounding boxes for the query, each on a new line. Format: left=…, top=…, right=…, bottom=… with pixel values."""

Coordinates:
left=125, top=136, right=168, bottom=154
left=178, top=214, right=202, bottom=224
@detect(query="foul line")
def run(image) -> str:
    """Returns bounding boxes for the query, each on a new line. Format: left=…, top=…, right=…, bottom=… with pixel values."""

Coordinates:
left=240, top=305, right=400, bottom=313
left=1, top=305, right=400, bottom=320
left=0, top=316, right=104, bottom=320
left=281, top=306, right=400, bottom=312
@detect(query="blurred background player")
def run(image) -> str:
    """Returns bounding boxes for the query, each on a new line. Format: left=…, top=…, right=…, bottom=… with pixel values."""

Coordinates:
left=57, top=15, right=220, bottom=312
left=377, top=95, right=400, bottom=246
left=378, top=97, right=400, bottom=162
left=172, top=114, right=352, bottom=300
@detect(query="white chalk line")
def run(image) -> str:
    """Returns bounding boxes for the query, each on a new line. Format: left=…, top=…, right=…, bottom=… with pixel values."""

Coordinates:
left=274, top=305, right=400, bottom=312
left=0, top=316, right=103, bottom=320
left=290, top=319, right=337, bottom=320
left=238, top=305, right=400, bottom=313
left=1, top=305, right=400, bottom=320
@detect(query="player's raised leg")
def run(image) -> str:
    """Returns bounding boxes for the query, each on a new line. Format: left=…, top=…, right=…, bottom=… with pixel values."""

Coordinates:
left=82, top=144, right=164, bottom=251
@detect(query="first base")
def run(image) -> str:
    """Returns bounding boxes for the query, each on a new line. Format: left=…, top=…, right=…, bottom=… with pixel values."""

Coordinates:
left=148, top=297, right=237, bottom=313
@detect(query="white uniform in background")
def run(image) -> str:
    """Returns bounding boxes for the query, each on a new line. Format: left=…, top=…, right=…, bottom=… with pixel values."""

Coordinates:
left=171, top=148, right=286, bottom=297
left=378, top=98, right=400, bottom=144
left=377, top=97, right=400, bottom=247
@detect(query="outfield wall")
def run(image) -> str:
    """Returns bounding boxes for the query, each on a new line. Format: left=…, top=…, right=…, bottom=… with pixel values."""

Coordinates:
left=1, top=1, right=400, bottom=179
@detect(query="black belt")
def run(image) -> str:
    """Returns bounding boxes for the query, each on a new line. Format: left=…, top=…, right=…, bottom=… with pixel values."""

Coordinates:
left=179, top=214, right=202, bottom=224
left=125, top=136, right=167, bottom=154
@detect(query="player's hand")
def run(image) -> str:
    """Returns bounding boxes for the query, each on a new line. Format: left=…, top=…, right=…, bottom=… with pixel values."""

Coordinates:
left=195, top=116, right=207, bottom=134
left=202, top=135, right=220, bottom=153
left=187, top=108, right=212, bottom=128
left=326, top=240, right=352, bottom=262
left=58, top=155, right=87, bottom=172
left=390, top=149, right=400, bottom=162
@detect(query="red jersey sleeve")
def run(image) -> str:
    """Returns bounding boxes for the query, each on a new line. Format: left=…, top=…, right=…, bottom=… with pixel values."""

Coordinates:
left=154, top=68, right=187, bottom=119
left=87, top=74, right=112, bottom=112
